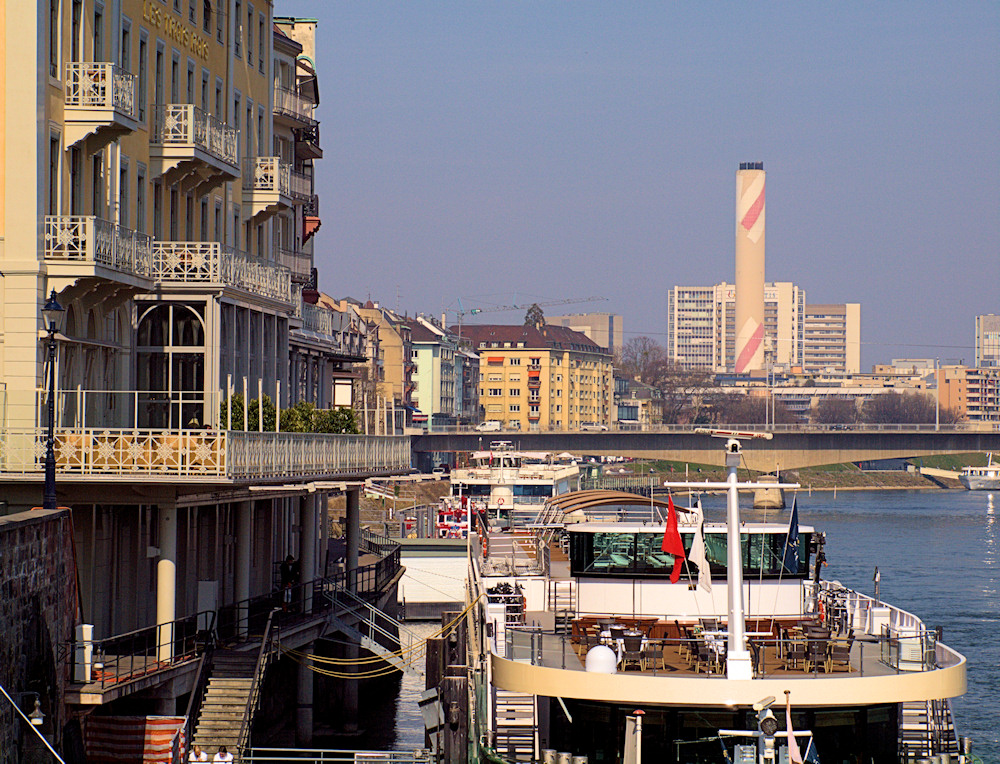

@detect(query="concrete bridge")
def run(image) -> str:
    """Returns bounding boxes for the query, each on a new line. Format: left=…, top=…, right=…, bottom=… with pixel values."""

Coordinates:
left=411, top=425, right=1000, bottom=472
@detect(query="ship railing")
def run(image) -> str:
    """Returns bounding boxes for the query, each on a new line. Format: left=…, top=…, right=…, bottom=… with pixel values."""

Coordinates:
left=243, top=749, right=433, bottom=763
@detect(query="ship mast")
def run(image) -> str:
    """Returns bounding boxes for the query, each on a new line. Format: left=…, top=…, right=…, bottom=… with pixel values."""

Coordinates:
left=664, top=429, right=799, bottom=680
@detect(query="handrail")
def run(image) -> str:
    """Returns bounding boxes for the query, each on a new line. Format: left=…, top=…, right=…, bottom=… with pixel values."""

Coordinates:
left=237, top=608, right=280, bottom=760
left=170, top=643, right=213, bottom=764
left=326, top=584, right=423, bottom=662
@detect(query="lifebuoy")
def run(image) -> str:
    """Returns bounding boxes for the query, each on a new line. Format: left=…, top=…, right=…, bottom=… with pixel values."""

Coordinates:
left=497, top=497, right=505, bottom=506
left=818, top=600, right=826, bottom=622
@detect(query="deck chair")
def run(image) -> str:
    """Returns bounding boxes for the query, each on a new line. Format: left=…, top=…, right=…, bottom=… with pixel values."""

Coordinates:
left=622, top=635, right=643, bottom=671
left=827, top=636, right=853, bottom=672
left=642, top=639, right=665, bottom=671
left=784, top=638, right=806, bottom=670
left=804, top=638, right=828, bottom=673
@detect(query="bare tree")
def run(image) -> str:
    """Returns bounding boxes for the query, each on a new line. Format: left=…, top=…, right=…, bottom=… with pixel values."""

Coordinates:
left=651, top=363, right=716, bottom=424
left=861, top=391, right=959, bottom=424
left=814, top=396, right=859, bottom=424
left=615, top=336, right=667, bottom=385
left=709, top=392, right=799, bottom=425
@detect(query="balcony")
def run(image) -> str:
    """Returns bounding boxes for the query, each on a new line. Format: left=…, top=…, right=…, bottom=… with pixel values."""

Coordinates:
left=528, top=378, right=541, bottom=389
left=44, top=216, right=153, bottom=290
left=0, top=427, right=410, bottom=482
left=303, top=194, right=321, bottom=243
left=302, top=301, right=334, bottom=337
left=150, top=104, right=239, bottom=191
left=152, top=242, right=292, bottom=304
left=294, top=124, right=323, bottom=160
left=242, top=158, right=311, bottom=220
left=63, top=62, right=138, bottom=150
left=279, top=247, right=313, bottom=283
left=273, top=86, right=317, bottom=127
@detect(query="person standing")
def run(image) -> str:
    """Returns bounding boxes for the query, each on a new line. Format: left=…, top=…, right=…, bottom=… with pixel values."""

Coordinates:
left=213, top=745, right=233, bottom=763
left=279, top=554, right=299, bottom=610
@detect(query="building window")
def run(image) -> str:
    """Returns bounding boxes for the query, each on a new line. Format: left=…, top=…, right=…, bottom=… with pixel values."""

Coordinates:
left=509, top=358, right=521, bottom=365
left=49, top=0, right=60, bottom=77
left=189, top=0, right=196, bottom=23
left=137, top=34, right=148, bottom=120
left=488, top=388, right=503, bottom=397
left=93, top=4, right=104, bottom=62
left=136, top=164, right=146, bottom=233
left=509, top=389, right=520, bottom=397
left=234, top=0, right=241, bottom=57
left=509, top=404, right=520, bottom=413
left=216, top=0, right=224, bottom=41
left=203, top=0, right=211, bottom=32
left=152, top=180, right=163, bottom=238
left=258, top=13, right=265, bottom=72
left=119, top=158, right=129, bottom=228
left=48, top=134, right=61, bottom=215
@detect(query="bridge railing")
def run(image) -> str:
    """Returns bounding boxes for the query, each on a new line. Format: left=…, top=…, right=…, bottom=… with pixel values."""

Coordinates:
left=417, top=422, right=1000, bottom=435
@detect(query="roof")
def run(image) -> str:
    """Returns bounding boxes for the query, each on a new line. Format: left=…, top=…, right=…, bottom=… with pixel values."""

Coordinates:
left=406, top=318, right=445, bottom=344
left=546, top=490, right=694, bottom=515
left=453, top=323, right=607, bottom=354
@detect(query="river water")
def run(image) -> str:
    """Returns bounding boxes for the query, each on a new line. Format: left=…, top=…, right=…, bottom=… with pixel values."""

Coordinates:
left=376, top=490, right=999, bottom=760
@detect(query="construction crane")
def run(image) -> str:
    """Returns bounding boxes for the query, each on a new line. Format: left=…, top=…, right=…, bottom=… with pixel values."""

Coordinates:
left=449, top=295, right=607, bottom=347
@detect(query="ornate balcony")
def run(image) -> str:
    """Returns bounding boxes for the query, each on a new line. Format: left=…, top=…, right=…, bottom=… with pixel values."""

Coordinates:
left=242, top=158, right=311, bottom=220
left=279, top=247, right=313, bottom=283
left=63, top=62, right=138, bottom=150
left=302, top=302, right=334, bottom=337
left=150, top=104, right=239, bottom=191
left=44, top=216, right=153, bottom=291
left=0, top=427, right=410, bottom=482
left=152, top=242, right=292, bottom=305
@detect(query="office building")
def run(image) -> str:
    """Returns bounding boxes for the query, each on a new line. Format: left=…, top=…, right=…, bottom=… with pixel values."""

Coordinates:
left=803, top=303, right=861, bottom=375
left=546, top=312, right=624, bottom=356
left=975, top=314, right=1000, bottom=368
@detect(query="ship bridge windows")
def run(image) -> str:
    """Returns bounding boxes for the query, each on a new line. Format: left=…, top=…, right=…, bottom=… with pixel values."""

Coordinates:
left=569, top=529, right=810, bottom=579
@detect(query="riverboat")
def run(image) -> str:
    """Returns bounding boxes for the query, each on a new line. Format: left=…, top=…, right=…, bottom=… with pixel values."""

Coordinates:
left=449, top=449, right=581, bottom=527
left=466, top=432, right=970, bottom=764
left=958, top=453, right=1000, bottom=491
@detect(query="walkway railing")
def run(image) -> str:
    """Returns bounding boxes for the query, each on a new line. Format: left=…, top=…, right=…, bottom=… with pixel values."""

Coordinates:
left=237, top=609, right=280, bottom=759
left=244, top=750, right=432, bottom=763
left=0, top=428, right=411, bottom=480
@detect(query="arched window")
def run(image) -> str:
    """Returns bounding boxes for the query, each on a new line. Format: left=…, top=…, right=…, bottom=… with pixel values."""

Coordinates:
left=136, top=302, right=207, bottom=428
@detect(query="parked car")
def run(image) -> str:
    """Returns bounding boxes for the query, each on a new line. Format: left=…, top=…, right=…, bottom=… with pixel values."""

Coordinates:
left=475, top=420, right=501, bottom=432
left=580, top=422, right=609, bottom=431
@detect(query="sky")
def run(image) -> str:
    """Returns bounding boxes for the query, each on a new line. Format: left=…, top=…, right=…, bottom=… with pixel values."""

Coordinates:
left=284, top=2, right=999, bottom=370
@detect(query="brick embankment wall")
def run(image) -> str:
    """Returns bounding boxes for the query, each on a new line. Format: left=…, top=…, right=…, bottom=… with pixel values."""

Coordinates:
left=0, top=509, right=78, bottom=763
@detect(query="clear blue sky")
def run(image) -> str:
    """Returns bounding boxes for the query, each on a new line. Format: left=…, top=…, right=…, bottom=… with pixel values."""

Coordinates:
left=286, top=1, right=999, bottom=369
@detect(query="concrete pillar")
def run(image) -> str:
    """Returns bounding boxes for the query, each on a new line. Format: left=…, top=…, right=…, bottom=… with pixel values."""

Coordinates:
left=296, top=644, right=314, bottom=745
left=300, top=494, right=317, bottom=612
left=156, top=505, right=178, bottom=662
left=342, top=640, right=359, bottom=734
left=346, top=487, right=360, bottom=594
left=235, top=501, right=253, bottom=636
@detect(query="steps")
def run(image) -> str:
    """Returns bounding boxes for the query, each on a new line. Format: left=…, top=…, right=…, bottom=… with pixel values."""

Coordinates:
left=898, top=699, right=961, bottom=762
left=192, top=650, right=257, bottom=755
left=547, top=579, right=576, bottom=635
left=494, top=689, right=536, bottom=763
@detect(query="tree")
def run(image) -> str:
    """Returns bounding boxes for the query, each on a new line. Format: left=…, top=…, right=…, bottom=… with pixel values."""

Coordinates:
left=708, top=392, right=799, bottom=425
left=814, top=396, right=859, bottom=424
left=861, top=391, right=959, bottom=424
left=615, top=336, right=667, bottom=386
left=524, top=303, right=545, bottom=328
left=652, top=364, right=716, bottom=424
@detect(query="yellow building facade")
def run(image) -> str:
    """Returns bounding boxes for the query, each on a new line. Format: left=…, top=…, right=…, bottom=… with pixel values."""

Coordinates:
left=461, top=324, right=613, bottom=431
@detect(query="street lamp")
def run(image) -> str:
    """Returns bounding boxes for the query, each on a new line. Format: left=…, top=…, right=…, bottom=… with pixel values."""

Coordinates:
left=42, top=289, right=64, bottom=511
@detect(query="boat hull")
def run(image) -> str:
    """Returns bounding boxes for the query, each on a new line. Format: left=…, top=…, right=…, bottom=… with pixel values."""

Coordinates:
left=959, top=474, right=1000, bottom=490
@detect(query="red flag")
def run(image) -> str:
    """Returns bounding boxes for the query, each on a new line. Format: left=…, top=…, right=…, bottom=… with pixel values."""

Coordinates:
left=661, top=494, right=686, bottom=583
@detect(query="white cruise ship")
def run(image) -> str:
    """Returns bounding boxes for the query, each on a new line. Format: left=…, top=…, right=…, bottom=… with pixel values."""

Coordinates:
left=958, top=453, right=1000, bottom=491
left=464, top=434, right=970, bottom=764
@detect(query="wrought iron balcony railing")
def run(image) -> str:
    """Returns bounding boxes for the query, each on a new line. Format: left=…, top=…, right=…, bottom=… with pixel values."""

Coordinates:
left=278, top=247, right=312, bottom=282
left=0, top=427, right=410, bottom=480
left=64, top=62, right=137, bottom=117
left=152, top=242, right=292, bottom=303
left=44, top=215, right=153, bottom=278
left=152, top=104, right=239, bottom=167
left=273, top=86, right=317, bottom=125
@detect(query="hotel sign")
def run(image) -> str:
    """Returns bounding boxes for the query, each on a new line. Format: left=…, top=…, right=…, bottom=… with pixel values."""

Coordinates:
left=143, top=2, right=210, bottom=60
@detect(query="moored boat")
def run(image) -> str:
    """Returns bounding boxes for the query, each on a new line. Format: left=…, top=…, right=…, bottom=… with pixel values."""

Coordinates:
left=465, top=432, right=971, bottom=764
left=958, top=453, right=1000, bottom=491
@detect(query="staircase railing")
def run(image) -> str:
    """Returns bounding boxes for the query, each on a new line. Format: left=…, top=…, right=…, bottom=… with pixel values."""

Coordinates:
left=237, top=608, right=280, bottom=761
left=170, top=642, right=214, bottom=764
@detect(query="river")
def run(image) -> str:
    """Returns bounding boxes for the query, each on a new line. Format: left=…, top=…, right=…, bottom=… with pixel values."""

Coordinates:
left=376, top=490, right=999, bottom=760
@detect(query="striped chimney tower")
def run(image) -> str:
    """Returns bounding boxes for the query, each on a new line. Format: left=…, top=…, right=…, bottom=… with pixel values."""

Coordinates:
left=734, top=162, right=766, bottom=374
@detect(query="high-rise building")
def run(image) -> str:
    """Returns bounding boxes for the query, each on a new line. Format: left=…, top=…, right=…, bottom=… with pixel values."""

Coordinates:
left=546, top=312, right=624, bottom=356
left=975, top=314, right=1000, bottom=368
left=667, top=282, right=805, bottom=372
left=734, top=162, right=767, bottom=373
left=803, top=304, right=861, bottom=375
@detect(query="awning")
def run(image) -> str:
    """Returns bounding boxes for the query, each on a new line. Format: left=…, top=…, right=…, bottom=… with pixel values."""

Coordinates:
left=486, top=356, right=504, bottom=363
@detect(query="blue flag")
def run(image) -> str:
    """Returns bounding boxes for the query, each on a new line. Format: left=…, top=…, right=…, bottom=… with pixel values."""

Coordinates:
left=782, top=494, right=800, bottom=573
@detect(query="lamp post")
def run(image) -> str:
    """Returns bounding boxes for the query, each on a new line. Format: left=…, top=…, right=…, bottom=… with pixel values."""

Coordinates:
left=42, top=290, right=64, bottom=511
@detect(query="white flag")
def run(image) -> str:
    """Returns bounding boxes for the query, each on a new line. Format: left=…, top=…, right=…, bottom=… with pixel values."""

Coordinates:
left=689, top=502, right=711, bottom=593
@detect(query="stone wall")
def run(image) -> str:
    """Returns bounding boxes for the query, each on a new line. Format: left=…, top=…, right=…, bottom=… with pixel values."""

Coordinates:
left=0, top=509, right=79, bottom=763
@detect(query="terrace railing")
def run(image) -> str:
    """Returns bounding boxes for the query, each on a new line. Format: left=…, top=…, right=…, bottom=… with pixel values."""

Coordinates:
left=272, top=86, right=317, bottom=124
left=152, top=104, right=239, bottom=167
left=152, top=242, right=292, bottom=303
left=44, top=215, right=153, bottom=278
left=302, top=301, right=334, bottom=336
left=0, top=427, right=410, bottom=480
left=64, top=61, right=136, bottom=117
left=243, top=156, right=290, bottom=195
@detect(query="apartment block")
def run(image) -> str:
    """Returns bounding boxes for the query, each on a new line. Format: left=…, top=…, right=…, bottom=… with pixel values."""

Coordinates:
left=937, top=365, right=1000, bottom=422
left=460, top=324, right=613, bottom=431
left=975, top=314, right=1000, bottom=368
left=546, top=312, right=624, bottom=356
left=803, top=303, right=861, bottom=375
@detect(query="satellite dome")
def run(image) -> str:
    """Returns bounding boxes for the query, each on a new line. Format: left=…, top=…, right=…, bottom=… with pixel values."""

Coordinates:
left=584, top=645, right=618, bottom=674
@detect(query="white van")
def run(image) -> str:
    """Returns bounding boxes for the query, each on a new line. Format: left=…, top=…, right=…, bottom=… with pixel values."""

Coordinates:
left=475, top=420, right=501, bottom=432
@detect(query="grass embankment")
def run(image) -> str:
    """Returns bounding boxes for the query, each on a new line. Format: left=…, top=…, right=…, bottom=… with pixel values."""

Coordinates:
left=635, top=454, right=991, bottom=491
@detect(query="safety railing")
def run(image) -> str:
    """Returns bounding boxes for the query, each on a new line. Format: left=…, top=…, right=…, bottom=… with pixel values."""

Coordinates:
left=273, top=86, right=317, bottom=124
left=64, top=61, right=136, bottom=117
left=151, top=241, right=292, bottom=302
left=237, top=608, right=280, bottom=758
left=302, top=301, right=334, bottom=336
left=69, top=610, right=215, bottom=689
left=44, top=215, right=153, bottom=278
left=170, top=647, right=213, bottom=764
left=0, top=428, right=410, bottom=480
left=278, top=247, right=312, bottom=281
left=152, top=104, right=239, bottom=167
left=244, top=750, right=432, bottom=763
left=243, top=156, right=290, bottom=195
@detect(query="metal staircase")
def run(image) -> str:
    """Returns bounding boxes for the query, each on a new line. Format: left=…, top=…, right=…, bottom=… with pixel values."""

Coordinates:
left=547, top=579, right=576, bottom=635
left=493, top=688, right=537, bottom=763
left=898, top=698, right=962, bottom=762
left=324, top=585, right=425, bottom=677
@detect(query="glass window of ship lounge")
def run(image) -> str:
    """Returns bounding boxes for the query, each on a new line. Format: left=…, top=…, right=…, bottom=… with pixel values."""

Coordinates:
left=136, top=302, right=206, bottom=429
